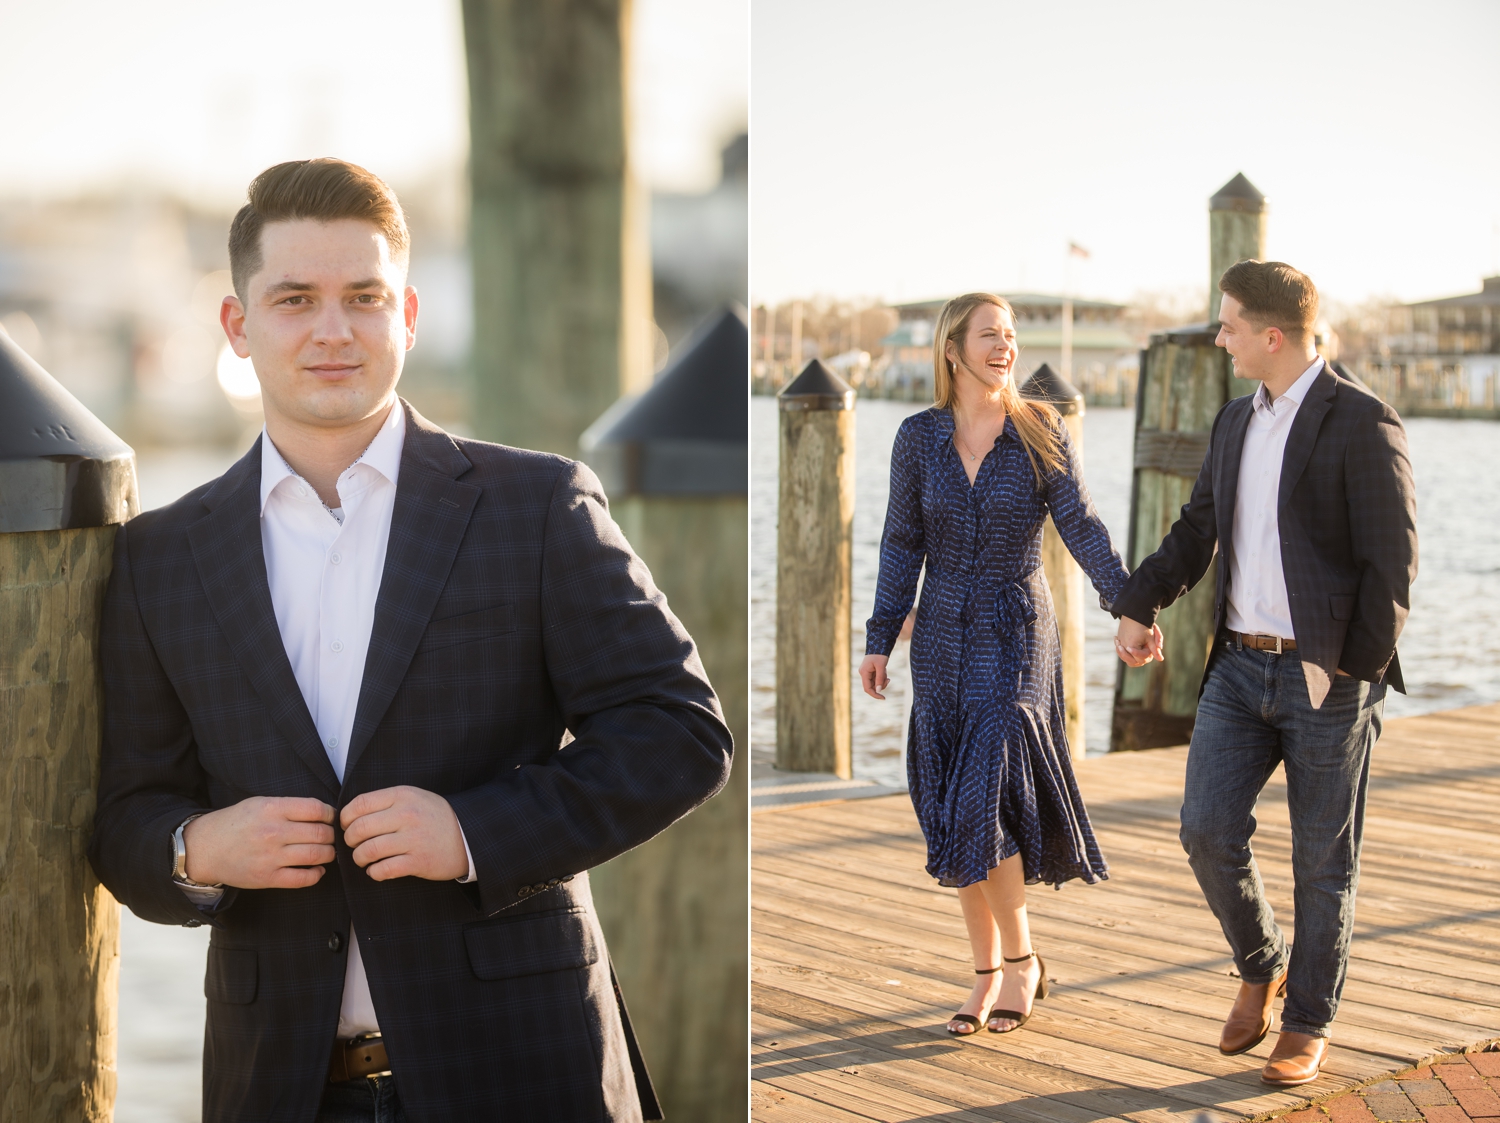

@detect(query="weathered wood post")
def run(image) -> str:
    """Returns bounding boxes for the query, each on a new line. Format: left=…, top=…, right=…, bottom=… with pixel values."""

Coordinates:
left=1209, top=173, right=1268, bottom=323
left=580, top=308, right=747, bottom=1121
left=1111, top=174, right=1264, bottom=750
left=0, top=328, right=139, bottom=1120
left=775, top=360, right=856, bottom=777
left=462, top=0, right=653, bottom=455
left=1021, top=364, right=1087, bottom=758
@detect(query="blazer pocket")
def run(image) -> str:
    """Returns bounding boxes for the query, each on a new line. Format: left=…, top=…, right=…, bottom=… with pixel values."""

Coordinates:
left=204, top=946, right=257, bottom=1005
left=1329, top=594, right=1356, bottom=621
left=464, top=906, right=599, bottom=981
left=418, top=603, right=515, bottom=652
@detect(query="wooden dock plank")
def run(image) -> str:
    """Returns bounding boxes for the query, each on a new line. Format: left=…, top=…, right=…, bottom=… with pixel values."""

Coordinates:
left=753, top=703, right=1500, bottom=1121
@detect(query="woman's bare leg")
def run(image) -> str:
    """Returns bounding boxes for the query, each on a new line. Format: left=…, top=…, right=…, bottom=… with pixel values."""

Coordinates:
left=977, top=854, right=1042, bottom=1030
left=947, top=884, right=1005, bottom=1033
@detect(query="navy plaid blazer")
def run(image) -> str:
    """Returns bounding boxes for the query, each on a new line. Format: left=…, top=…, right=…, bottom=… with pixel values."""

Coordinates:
left=1112, top=365, right=1417, bottom=708
left=88, top=402, right=732, bottom=1122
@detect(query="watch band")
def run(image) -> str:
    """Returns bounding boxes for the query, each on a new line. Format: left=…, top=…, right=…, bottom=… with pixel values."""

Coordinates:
left=172, top=814, right=223, bottom=889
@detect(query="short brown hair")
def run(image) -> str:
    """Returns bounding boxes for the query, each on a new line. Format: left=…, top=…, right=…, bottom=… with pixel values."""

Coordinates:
left=1218, top=260, right=1318, bottom=339
left=227, top=159, right=410, bottom=297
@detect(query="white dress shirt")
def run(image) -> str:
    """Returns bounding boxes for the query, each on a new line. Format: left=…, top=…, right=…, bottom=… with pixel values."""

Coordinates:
left=1225, top=358, right=1325, bottom=640
left=179, top=401, right=474, bottom=1040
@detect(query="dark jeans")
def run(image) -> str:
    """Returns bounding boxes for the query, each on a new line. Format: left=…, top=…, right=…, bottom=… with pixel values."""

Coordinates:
left=316, top=1075, right=408, bottom=1123
left=1180, top=639, right=1385, bottom=1038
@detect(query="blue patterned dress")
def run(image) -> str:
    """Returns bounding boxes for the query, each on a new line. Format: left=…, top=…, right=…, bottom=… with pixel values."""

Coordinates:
left=866, top=408, right=1129, bottom=889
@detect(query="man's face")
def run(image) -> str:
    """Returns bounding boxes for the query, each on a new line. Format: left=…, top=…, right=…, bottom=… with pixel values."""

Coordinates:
left=1215, top=293, right=1277, bottom=382
left=221, top=218, right=416, bottom=430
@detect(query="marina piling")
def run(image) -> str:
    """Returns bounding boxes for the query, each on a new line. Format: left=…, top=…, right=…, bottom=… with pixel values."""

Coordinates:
left=0, top=327, right=138, bottom=1121
left=580, top=307, right=748, bottom=1121
left=1112, top=174, right=1265, bottom=751
left=775, top=360, right=856, bottom=777
left=1021, top=363, right=1088, bottom=759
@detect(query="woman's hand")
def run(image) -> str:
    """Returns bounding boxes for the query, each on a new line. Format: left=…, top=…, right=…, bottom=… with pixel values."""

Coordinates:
left=859, top=654, right=890, bottom=700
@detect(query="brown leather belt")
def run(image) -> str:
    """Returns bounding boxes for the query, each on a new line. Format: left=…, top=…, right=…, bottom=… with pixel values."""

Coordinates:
left=1232, top=632, right=1297, bottom=653
left=328, top=1035, right=390, bottom=1083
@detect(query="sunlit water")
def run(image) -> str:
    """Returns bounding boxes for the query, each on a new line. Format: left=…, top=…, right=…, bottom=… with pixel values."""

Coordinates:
left=751, top=397, right=1500, bottom=788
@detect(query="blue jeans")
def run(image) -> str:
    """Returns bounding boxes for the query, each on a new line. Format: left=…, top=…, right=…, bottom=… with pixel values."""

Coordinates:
left=316, top=1075, right=408, bottom=1123
left=1180, top=639, right=1385, bottom=1038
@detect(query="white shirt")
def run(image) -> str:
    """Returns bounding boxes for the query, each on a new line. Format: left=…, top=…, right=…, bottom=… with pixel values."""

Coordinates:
left=1225, top=358, right=1325, bottom=639
left=180, top=401, right=474, bottom=1039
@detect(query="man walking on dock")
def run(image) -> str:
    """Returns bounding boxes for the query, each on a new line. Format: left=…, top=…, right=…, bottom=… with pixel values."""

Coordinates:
left=1113, top=260, right=1417, bottom=1085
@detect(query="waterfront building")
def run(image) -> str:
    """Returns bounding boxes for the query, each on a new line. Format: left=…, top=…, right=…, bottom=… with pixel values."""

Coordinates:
left=1357, top=276, right=1500, bottom=417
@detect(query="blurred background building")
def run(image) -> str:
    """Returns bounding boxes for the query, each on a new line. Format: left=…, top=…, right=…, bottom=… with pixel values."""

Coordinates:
left=1350, top=276, right=1500, bottom=416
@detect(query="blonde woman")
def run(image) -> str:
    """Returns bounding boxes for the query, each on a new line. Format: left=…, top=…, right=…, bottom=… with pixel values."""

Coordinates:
left=858, top=293, right=1136, bottom=1036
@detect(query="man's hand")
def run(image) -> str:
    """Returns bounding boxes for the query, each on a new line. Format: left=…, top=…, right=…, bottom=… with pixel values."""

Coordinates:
left=859, top=654, right=890, bottom=700
left=183, top=797, right=336, bottom=889
left=1115, top=617, right=1166, bottom=668
left=341, top=786, right=469, bottom=882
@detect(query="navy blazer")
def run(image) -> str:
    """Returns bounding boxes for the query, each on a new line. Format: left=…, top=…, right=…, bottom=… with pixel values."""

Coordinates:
left=1112, top=365, right=1417, bottom=707
left=89, top=402, right=732, bottom=1122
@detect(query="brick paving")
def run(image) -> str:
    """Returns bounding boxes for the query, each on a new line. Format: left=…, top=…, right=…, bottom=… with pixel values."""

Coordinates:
left=1272, top=1050, right=1500, bottom=1123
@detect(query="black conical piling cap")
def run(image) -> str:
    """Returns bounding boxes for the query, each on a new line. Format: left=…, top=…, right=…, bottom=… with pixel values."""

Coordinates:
left=0, top=328, right=139, bottom=532
left=1210, top=173, right=1266, bottom=214
left=778, top=359, right=855, bottom=412
left=579, top=306, right=748, bottom=497
left=1019, top=363, right=1084, bottom=416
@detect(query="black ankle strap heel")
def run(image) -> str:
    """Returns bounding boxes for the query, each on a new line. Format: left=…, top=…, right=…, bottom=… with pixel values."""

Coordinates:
left=987, top=951, right=1049, bottom=1033
left=947, top=965, right=1003, bottom=1036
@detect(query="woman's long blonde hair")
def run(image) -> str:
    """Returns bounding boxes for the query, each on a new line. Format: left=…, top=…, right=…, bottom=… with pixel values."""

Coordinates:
left=933, top=292, right=1065, bottom=485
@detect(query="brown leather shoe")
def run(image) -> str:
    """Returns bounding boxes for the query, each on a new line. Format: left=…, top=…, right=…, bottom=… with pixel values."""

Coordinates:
left=1218, top=970, right=1288, bottom=1055
left=1261, top=1031, right=1328, bottom=1086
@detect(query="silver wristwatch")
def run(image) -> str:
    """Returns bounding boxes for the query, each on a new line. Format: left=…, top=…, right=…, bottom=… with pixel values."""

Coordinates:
left=171, top=814, right=224, bottom=889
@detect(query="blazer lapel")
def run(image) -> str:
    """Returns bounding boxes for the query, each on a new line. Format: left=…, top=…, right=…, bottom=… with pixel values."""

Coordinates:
left=1214, top=396, right=1253, bottom=565
left=188, top=442, right=341, bottom=796
left=1278, top=366, right=1337, bottom=512
left=343, top=404, right=480, bottom=782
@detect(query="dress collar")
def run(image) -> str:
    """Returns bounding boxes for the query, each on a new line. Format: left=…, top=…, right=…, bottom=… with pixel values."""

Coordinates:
left=935, top=406, right=1019, bottom=445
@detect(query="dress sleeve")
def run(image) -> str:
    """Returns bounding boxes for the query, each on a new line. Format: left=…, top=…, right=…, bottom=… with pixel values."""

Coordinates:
left=1044, top=421, right=1130, bottom=609
left=866, top=417, right=926, bottom=657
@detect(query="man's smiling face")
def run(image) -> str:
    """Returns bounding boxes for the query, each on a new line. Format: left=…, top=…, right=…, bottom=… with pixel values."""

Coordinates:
left=222, top=217, right=416, bottom=430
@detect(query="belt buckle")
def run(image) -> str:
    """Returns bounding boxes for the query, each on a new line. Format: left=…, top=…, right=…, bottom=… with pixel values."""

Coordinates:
left=1270, top=635, right=1282, bottom=655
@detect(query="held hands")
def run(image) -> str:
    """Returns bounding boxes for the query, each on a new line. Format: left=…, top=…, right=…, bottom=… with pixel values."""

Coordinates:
left=859, top=654, right=890, bottom=700
left=340, top=786, right=469, bottom=882
left=1115, top=617, right=1166, bottom=668
left=182, top=797, right=336, bottom=889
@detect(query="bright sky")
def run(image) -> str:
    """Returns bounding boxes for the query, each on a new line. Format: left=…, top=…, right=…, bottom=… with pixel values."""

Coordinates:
left=751, top=0, right=1500, bottom=308
left=0, top=0, right=746, bottom=202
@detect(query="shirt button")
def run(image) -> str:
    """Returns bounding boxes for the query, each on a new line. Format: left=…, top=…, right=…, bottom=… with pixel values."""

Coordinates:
left=296, top=485, right=309, bottom=498
left=331, top=640, right=344, bottom=653
left=330, top=553, right=342, bottom=565
left=327, top=736, right=339, bottom=749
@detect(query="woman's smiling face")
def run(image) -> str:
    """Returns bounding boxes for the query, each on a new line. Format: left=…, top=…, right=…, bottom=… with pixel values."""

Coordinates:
left=949, top=302, right=1018, bottom=391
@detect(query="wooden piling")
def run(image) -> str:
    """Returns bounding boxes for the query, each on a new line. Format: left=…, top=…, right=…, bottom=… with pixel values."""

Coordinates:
left=0, top=329, right=138, bottom=1121
left=580, top=308, right=748, bottom=1121
left=462, top=0, right=653, bottom=455
left=1209, top=173, right=1268, bottom=322
left=1112, top=175, right=1264, bottom=751
left=1021, top=364, right=1087, bottom=759
left=775, top=360, right=856, bottom=777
